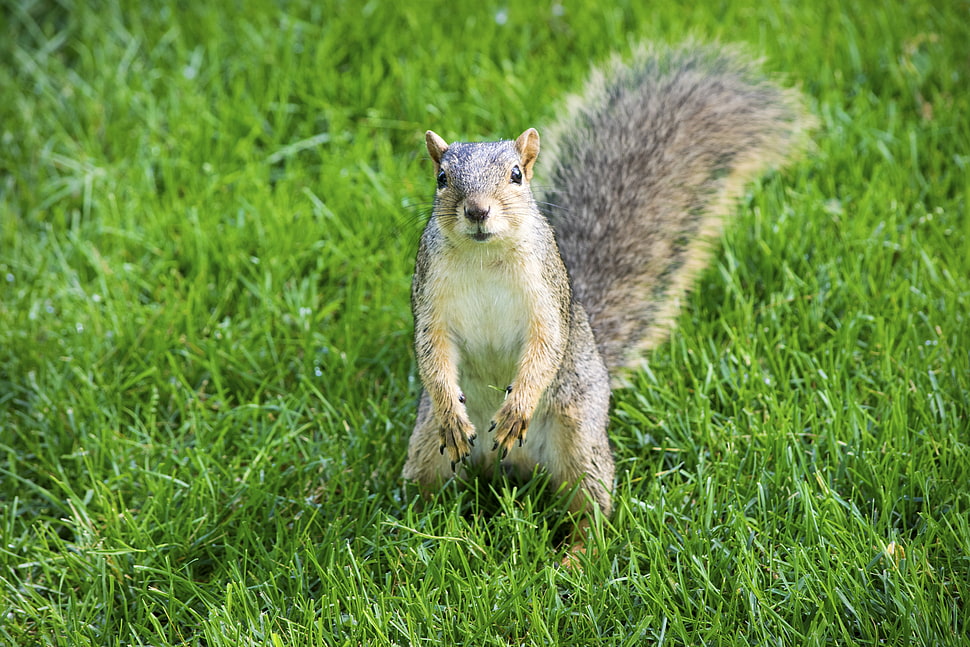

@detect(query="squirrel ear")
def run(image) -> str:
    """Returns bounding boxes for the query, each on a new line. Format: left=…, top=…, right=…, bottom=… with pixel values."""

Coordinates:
left=426, top=131, right=449, bottom=168
left=515, top=128, right=540, bottom=181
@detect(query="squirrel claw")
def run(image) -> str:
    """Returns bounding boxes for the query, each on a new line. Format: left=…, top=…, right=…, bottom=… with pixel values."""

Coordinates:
left=491, top=405, right=530, bottom=458
left=438, top=414, right=475, bottom=466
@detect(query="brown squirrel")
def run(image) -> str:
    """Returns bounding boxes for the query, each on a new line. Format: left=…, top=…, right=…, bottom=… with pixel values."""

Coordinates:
left=402, top=43, right=813, bottom=551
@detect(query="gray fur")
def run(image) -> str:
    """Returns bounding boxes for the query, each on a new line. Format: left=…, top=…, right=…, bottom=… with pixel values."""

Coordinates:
left=541, top=44, right=813, bottom=380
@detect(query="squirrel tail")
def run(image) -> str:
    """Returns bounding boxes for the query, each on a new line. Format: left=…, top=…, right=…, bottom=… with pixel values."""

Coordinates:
left=540, top=43, right=815, bottom=384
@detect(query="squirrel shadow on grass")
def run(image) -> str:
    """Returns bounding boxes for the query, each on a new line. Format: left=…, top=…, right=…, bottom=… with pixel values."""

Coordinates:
left=401, top=463, right=607, bottom=562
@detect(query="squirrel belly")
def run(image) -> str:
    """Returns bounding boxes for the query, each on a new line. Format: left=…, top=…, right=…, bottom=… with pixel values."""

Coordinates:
left=426, top=242, right=544, bottom=448
left=403, top=43, right=813, bottom=538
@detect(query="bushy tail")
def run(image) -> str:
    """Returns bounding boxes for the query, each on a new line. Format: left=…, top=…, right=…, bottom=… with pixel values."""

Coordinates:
left=540, top=43, right=814, bottom=383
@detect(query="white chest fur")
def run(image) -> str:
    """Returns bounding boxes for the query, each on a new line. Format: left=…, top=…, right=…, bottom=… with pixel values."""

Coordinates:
left=430, top=244, right=539, bottom=416
left=437, top=246, right=535, bottom=354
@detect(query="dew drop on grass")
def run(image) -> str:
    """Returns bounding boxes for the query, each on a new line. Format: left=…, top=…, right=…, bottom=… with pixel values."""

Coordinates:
left=494, top=8, right=508, bottom=24
left=314, top=366, right=323, bottom=377
left=5, top=273, right=12, bottom=283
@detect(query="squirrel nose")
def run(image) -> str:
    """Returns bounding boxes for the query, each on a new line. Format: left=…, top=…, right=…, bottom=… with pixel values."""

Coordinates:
left=464, top=203, right=490, bottom=223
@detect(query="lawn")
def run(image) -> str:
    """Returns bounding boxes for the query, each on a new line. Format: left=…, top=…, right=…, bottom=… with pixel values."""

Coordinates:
left=1, top=0, right=968, bottom=645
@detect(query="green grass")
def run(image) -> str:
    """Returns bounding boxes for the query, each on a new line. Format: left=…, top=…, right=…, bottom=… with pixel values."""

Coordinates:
left=2, top=0, right=968, bottom=644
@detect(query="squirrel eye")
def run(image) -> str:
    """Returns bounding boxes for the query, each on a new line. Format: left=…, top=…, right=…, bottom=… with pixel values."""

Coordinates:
left=510, top=165, right=523, bottom=185
left=436, top=170, right=448, bottom=189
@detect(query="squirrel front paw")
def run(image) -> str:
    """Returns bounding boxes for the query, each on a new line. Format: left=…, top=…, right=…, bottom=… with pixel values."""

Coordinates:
left=438, top=413, right=477, bottom=471
left=489, top=402, right=530, bottom=459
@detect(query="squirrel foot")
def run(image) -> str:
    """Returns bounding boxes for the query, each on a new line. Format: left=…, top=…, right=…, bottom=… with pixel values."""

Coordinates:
left=437, top=413, right=476, bottom=470
left=489, top=401, right=530, bottom=458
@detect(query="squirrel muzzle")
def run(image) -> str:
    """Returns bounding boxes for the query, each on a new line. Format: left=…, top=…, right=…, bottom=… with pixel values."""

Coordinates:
left=463, top=202, right=493, bottom=242
left=463, top=202, right=491, bottom=224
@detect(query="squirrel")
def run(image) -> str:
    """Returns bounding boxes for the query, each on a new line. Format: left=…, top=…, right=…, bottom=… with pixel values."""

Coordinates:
left=402, top=43, right=813, bottom=552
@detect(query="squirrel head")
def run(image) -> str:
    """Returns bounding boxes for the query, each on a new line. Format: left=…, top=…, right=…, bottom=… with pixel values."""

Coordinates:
left=424, top=129, right=541, bottom=245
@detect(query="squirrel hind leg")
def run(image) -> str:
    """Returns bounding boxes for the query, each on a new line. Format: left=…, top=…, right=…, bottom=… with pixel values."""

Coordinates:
left=557, top=479, right=611, bottom=569
left=402, top=391, right=459, bottom=487
left=538, top=408, right=614, bottom=563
